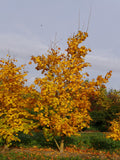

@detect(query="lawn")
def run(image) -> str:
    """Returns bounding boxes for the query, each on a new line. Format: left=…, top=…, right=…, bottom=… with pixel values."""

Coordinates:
left=0, top=131, right=120, bottom=159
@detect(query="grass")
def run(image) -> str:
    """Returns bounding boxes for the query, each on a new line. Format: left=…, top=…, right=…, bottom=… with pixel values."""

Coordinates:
left=0, top=151, right=51, bottom=160
left=0, top=151, right=110, bottom=160
left=0, top=131, right=120, bottom=159
left=8, top=131, right=120, bottom=151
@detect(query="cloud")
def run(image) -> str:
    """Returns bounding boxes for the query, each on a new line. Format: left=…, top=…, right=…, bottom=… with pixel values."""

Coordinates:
left=83, top=48, right=120, bottom=90
left=0, top=33, right=48, bottom=59
left=86, top=48, right=120, bottom=73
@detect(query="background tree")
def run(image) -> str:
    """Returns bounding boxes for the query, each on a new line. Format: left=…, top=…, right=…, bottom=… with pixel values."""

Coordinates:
left=89, top=87, right=112, bottom=131
left=0, top=56, right=36, bottom=150
left=106, top=90, right=120, bottom=140
left=30, top=30, right=112, bottom=153
left=107, top=89, right=120, bottom=105
left=89, top=88, right=120, bottom=132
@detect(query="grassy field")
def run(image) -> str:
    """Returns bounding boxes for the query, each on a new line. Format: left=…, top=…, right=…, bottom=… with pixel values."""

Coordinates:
left=0, top=131, right=120, bottom=159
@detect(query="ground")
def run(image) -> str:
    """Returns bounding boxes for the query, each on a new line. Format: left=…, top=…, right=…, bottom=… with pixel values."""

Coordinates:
left=0, top=146, right=120, bottom=160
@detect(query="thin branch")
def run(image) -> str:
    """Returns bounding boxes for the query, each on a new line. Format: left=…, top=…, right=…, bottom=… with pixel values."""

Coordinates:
left=78, top=8, right=80, bottom=31
left=86, top=0, right=94, bottom=32
left=54, top=138, right=60, bottom=151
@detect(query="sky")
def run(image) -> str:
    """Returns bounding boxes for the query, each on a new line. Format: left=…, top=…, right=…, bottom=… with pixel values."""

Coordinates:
left=0, top=0, right=120, bottom=90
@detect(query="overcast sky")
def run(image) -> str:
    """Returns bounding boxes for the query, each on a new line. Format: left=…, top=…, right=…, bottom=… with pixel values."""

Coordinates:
left=0, top=0, right=120, bottom=90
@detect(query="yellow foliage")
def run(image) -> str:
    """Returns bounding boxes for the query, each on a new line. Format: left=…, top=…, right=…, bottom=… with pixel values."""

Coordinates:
left=106, top=115, right=120, bottom=141
left=0, top=56, right=36, bottom=146
left=30, top=30, right=112, bottom=140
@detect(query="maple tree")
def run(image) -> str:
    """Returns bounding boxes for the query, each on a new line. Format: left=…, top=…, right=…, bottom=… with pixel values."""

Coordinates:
left=0, top=55, right=35, bottom=149
left=30, top=30, right=112, bottom=153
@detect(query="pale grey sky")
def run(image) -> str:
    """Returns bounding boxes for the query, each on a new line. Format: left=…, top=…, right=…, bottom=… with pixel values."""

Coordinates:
left=0, top=0, right=120, bottom=89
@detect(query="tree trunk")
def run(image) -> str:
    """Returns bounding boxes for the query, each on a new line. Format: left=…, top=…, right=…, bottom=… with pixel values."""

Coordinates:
left=54, top=136, right=64, bottom=153
left=1, top=144, right=9, bottom=152
left=60, top=138, right=64, bottom=153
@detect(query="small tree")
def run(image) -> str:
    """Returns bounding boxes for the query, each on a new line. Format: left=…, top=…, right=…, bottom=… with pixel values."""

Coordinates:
left=30, top=30, right=112, bottom=152
left=0, top=56, right=35, bottom=150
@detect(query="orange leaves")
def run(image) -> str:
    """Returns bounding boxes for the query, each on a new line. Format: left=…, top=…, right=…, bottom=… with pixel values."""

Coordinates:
left=0, top=56, right=36, bottom=147
left=95, top=71, right=112, bottom=88
left=67, top=31, right=90, bottom=58
left=105, top=70, right=112, bottom=80
left=25, top=30, right=113, bottom=152
left=34, top=107, right=39, bottom=112
left=0, top=30, right=113, bottom=153
left=28, top=61, right=32, bottom=65
left=29, top=31, right=112, bottom=150
left=106, top=116, right=120, bottom=141
left=30, top=30, right=112, bottom=148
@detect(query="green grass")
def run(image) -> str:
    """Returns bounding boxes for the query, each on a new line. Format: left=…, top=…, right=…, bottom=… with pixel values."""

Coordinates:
left=3, top=131, right=120, bottom=151
left=0, top=131, right=120, bottom=159
left=78, top=132, right=120, bottom=150
left=0, top=152, right=107, bottom=160
left=0, top=151, right=51, bottom=160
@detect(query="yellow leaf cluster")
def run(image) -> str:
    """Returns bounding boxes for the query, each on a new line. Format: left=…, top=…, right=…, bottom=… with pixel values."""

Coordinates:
left=106, top=115, right=120, bottom=141
left=31, top=30, right=112, bottom=139
left=0, top=56, right=36, bottom=146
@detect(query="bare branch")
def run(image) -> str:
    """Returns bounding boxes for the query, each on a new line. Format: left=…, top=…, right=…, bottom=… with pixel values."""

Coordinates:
left=86, top=0, right=94, bottom=32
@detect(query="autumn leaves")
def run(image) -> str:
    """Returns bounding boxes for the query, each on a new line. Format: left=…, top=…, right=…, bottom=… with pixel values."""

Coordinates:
left=0, top=57, right=35, bottom=147
left=0, top=30, right=113, bottom=152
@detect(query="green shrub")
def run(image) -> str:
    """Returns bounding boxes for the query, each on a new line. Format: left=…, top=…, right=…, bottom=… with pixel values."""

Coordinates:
left=90, top=103, right=120, bottom=132
left=1, top=130, right=120, bottom=152
left=89, top=88, right=120, bottom=132
left=90, top=110, right=110, bottom=131
left=90, top=134, right=120, bottom=150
